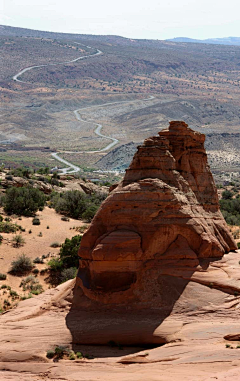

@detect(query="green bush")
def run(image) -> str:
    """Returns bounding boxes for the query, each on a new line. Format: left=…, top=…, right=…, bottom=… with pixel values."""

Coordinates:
left=10, top=290, right=18, bottom=298
left=9, top=254, right=34, bottom=275
left=9, top=167, right=32, bottom=178
left=69, top=352, right=75, bottom=360
left=0, top=234, right=3, bottom=243
left=50, top=242, right=61, bottom=248
left=59, top=235, right=82, bottom=268
left=0, top=273, right=6, bottom=280
left=20, top=275, right=43, bottom=294
left=46, top=350, right=55, bottom=359
left=33, top=257, right=44, bottom=264
left=61, top=267, right=77, bottom=282
left=50, top=190, right=105, bottom=221
left=3, top=187, right=46, bottom=216
left=0, top=221, right=20, bottom=233
left=12, top=234, right=25, bottom=247
left=48, top=258, right=63, bottom=271
left=220, top=198, right=240, bottom=225
left=32, top=217, right=40, bottom=225
left=82, top=205, right=98, bottom=222
left=54, top=346, right=65, bottom=359
left=222, top=190, right=233, bottom=200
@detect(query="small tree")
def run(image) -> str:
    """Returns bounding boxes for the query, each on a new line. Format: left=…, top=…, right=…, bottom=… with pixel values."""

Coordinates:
left=60, top=235, right=82, bottom=268
left=4, top=187, right=46, bottom=216
left=222, top=190, right=233, bottom=200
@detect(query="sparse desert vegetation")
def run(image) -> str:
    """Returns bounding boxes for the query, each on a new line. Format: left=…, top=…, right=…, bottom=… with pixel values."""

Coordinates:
left=0, top=167, right=101, bottom=312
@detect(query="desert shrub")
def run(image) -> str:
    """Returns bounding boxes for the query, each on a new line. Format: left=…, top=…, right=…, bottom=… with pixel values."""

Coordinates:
left=38, top=167, right=50, bottom=175
left=47, top=236, right=81, bottom=284
left=237, top=242, right=240, bottom=249
left=12, top=234, right=25, bottom=247
left=50, top=190, right=106, bottom=221
left=38, top=232, right=43, bottom=237
left=48, top=258, right=63, bottom=271
left=0, top=215, right=3, bottom=222
left=0, top=235, right=3, bottom=243
left=50, top=242, right=61, bottom=248
left=10, top=290, right=18, bottom=298
left=32, top=268, right=39, bottom=274
left=59, top=235, right=82, bottom=268
left=5, top=175, right=13, bottom=181
left=33, top=257, right=44, bottom=264
left=46, top=350, right=55, bottom=359
left=54, top=346, right=66, bottom=359
left=20, top=275, right=43, bottom=294
left=3, top=187, right=46, bottom=216
left=75, top=224, right=88, bottom=233
left=9, top=254, right=34, bottom=275
left=32, top=217, right=40, bottom=225
left=220, top=198, right=240, bottom=225
left=69, top=352, right=75, bottom=360
left=222, top=190, right=234, bottom=200
left=9, top=167, right=32, bottom=179
left=61, top=216, right=69, bottom=222
left=82, top=205, right=98, bottom=222
left=0, top=273, right=6, bottom=280
left=0, top=221, right=20, bottom=233
left=61, top=267, right=77, bottom=282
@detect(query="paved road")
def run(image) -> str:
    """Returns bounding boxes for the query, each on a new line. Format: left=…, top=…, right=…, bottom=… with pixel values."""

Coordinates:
left=13, top=43, right=102, bottom=83
left=12, top=40, right=155, bottom=174
left=51, top=152, right=80, bottom=174
left=51, top=95, right=155, bottom=174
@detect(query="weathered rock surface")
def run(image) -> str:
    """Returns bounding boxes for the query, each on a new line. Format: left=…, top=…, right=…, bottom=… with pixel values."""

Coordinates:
left=1, top=121, right=240, bottom=381
left=1, top=176, right=53, bottom=194
left=77, top=121, right=236, bottom=311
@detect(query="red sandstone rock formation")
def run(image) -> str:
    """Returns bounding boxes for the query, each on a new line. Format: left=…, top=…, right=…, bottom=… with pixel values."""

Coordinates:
left=1, top=122, right=240, bottom=380
left=77, top=121, right=236, bottom=304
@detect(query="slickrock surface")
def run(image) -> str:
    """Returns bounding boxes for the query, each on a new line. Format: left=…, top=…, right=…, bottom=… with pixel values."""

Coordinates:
left=1, top=121, right=240, bottom=381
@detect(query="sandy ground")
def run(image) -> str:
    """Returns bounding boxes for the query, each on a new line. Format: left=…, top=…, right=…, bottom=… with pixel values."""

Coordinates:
left=0, top=207, right=86, bottom=305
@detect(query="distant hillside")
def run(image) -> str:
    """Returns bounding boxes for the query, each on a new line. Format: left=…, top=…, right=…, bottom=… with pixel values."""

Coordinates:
left=96, top=142, right=138, bottom=172
left=0, top=24, right=129, bottom=44
left=96, top=133, right=240, bottom=174
left=167, top=37, right=240, bottom=46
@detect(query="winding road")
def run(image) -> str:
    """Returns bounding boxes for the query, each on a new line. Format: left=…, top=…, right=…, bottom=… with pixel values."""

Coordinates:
left=13, top=42, right=102, bottom=83
left=12, top=41, right=155, bottom=174
left=51, top=95, right=155, bottom=174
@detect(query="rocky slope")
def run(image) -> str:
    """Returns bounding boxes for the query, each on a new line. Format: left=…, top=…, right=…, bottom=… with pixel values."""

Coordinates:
left=1, top=122, right=240, bottom=381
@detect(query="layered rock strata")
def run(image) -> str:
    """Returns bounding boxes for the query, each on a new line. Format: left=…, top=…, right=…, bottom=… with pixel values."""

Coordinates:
left=77, top=121, right=236, bottom=305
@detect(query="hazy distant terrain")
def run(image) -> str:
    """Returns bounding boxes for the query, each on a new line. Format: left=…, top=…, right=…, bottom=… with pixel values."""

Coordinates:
left=1, top=24, right=240, bottom=177
left=167, top=37, right=240, bottom=46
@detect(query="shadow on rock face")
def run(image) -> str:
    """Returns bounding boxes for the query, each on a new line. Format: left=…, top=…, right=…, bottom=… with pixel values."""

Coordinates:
left=65, top=267, right=196, bottom=350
